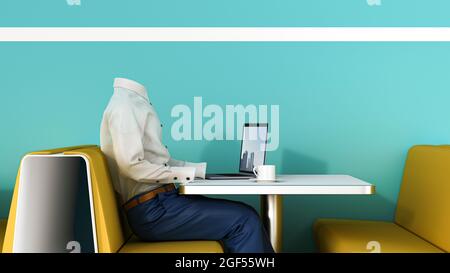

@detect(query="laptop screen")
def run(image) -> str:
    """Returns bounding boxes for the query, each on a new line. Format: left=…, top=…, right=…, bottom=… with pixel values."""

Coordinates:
left=239, top=123, right=268, bottom=173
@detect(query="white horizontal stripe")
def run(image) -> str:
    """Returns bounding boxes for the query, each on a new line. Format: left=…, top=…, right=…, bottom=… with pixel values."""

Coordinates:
left=1, top=27, right=450, bottom=42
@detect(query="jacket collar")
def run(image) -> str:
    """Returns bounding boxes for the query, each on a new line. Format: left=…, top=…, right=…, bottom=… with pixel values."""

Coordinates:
left=113, top=77, right=149, bottom=101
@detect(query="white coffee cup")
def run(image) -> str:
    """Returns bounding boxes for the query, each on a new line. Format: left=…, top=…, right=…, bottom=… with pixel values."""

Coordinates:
left=253, top=165, right=276, bottom=181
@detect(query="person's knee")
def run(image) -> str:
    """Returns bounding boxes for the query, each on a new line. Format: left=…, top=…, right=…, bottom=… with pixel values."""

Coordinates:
left=236, top=204, right=261, bottom=227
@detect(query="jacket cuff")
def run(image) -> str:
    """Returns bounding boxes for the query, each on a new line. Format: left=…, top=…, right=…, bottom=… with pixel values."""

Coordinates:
left=169, top=167, right=196, bottom=183
left=184, top=162, right=207, bottom=179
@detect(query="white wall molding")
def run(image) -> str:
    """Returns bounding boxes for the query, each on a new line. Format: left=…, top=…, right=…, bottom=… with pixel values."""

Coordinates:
left=1, top=27, right=450, bottom=42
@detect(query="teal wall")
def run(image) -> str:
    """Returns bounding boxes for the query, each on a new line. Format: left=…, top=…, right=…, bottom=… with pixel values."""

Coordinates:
left=2, top=0, right=450, bottom=26
left=1, top=42, right=449, bottom=252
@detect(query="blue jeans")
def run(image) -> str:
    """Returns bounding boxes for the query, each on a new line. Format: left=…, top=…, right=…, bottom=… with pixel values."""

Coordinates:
left=126, top=187, right=274, bottom=253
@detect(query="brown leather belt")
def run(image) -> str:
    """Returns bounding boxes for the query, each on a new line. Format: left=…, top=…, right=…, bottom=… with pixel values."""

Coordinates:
left=123, top=184, right=176, bottom=212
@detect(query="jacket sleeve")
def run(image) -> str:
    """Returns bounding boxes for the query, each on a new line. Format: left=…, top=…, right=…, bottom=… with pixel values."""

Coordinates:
left=168, top=158, right=207, bottom=179
left=108, top=104, right=195, bottom=183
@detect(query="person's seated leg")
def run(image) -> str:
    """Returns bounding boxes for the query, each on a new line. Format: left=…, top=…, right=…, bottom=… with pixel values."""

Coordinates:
left=126, top=188, right=274, bottom=253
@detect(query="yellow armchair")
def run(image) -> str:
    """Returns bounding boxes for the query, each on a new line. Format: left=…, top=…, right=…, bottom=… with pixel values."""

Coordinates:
left=314, top=145, right=450, bottom=253
left=2, top=145, right=223, bottom=253
left=0, top=219, right=6, bottom=253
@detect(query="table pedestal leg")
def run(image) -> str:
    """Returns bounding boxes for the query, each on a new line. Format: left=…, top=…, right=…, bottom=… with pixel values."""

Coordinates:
left=260, top=194, right=283, bottom=253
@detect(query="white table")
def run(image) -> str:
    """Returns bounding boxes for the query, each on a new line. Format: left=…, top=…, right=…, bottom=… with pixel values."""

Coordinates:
left=179, top=175, right=375, bottom=252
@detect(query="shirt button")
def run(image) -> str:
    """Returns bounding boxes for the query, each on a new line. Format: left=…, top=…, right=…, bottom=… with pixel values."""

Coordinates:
left=160, top=124, right=163, bottom=127
left=165, top=145, right=168, bottom=149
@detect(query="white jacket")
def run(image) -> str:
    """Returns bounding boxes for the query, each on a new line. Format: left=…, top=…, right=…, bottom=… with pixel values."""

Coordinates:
left=100, top=78, right=206, bottom=203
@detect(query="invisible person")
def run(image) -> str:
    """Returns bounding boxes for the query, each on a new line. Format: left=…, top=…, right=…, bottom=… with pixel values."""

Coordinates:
left=100, top=77, right=274, bottom=253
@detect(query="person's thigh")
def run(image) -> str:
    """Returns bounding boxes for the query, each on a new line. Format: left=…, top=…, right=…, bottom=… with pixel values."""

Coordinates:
left=128, top=189, right=260, bottom=242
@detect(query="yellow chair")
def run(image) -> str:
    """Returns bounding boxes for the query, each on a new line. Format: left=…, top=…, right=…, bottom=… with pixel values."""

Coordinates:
left=314, top=145, right=450, bottom=253
left=2, top=146, right=223, bottom=253
left=0, top=219, right=6, bottom=253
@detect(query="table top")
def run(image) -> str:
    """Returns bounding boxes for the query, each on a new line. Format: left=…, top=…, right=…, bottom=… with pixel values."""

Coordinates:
left=178, top=175, right=375, bottom=195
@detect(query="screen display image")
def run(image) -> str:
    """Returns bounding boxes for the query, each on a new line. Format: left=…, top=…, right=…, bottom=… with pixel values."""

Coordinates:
left=239, top=125, right=268, bottom=172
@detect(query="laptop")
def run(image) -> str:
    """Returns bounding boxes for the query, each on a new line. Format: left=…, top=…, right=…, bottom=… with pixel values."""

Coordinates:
left=205, top=123, right=268, bottom=180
